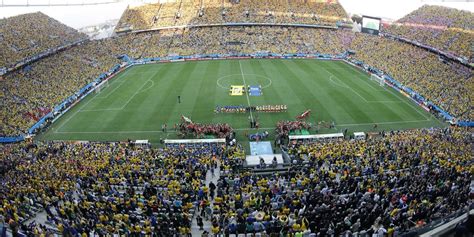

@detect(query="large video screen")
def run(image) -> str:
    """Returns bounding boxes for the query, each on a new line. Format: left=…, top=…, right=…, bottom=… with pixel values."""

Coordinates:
left=362, top=16, right=381, bottom=35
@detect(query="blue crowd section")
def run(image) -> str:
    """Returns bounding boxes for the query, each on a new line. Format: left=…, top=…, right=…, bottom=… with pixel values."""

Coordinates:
left=0, top=136, right=25, bottom=143
left=1, top=52, right=472, bottom=143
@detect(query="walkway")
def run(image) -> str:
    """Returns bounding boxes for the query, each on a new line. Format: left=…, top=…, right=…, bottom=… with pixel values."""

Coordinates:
left=190, top=162, right=221, bottom=236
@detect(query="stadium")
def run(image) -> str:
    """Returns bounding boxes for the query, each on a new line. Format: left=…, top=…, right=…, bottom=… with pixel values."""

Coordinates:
left=0, top=0, right=473, bottom=236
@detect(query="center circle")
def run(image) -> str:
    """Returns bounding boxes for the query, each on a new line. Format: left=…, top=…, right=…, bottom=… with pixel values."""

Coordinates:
left=216, top=74, right=272, bottom=90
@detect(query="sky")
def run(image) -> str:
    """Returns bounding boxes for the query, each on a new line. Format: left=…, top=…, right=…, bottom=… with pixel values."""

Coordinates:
left=0, top=0, right=473, bottom=29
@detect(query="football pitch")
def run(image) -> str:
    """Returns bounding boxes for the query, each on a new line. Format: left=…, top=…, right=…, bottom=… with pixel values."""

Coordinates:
left=37, top=59, right=445, bottom=145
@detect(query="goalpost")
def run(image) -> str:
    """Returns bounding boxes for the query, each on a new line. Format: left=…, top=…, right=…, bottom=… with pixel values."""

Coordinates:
left=95, top=80, right=109, bottom=93
left=370, top=74, right=385, bottom=87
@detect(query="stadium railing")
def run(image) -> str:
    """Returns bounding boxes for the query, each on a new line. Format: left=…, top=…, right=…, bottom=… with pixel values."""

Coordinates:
left=0, top=39, right=88, bottom=76
left=289, top=132, right=344, bottom=143
left=127, top=22, right=338, bottom=35
left=382, top=33, right=473, bottom=68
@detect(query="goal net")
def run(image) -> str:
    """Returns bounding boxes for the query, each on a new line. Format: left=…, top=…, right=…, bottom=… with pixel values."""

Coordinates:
left=95, top=80, right=108, bottom=93
left=370, top=74, right=385, bottom=87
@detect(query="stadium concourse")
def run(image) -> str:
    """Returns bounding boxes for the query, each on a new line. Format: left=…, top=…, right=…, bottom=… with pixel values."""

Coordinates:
left=0, top=0, right=473, bottom=236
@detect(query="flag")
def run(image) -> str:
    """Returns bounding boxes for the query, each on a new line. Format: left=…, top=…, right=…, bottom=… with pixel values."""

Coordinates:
left=181, top=115, right=193, bottom=123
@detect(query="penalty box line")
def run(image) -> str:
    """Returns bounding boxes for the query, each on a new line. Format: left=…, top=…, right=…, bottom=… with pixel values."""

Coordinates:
left=332, top=61, right=431, bottom=120
left=56, top=69, right=160, bottom=132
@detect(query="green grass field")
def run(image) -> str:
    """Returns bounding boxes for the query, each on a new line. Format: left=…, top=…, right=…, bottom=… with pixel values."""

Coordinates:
left=37, top=59, right=445, bottom=146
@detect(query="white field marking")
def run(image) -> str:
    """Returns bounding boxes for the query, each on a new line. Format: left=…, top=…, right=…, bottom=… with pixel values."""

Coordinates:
left=55, top=127, right=279, bottom=134
left=62, top=69, right=161, bottom=125
left=138, top=80, right=155, bottom=93
left=54, top=72, right=138, bottom=131
left=55, top=92, right=101, bottom=132
left=95, top=80, right=126, bottom=99
left=119, top=78, right=158, bottom=110
left=377, top=82, right=431, bottom=120
left=79, top=79, right=154, bottom=112
left=328, top=75, right=401, bottom=104
left=233, top=127, right=274, bottom=131
left=336, top=119, right=430, bottom=127
left=328, top=75, right=350, bottom=88
left=325, top=73, right=371, bottom=102
left=239, top=60, right=253, bottom=122
left=79, top=108, right=122, bottom=112
left=95, top=68, right=135, bottom=99
left=337, top=62, right=431, bottom=120
left=335, top=62, right=386, bottom=92
left=216, top=73, right=272, bottom=90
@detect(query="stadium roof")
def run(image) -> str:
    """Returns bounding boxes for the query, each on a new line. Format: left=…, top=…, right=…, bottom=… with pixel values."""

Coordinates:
left=0, top=0, right=473, bottom=29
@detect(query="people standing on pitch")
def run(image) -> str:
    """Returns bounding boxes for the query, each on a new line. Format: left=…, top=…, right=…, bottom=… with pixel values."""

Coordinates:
left=178, top=95, right=181, bottom=103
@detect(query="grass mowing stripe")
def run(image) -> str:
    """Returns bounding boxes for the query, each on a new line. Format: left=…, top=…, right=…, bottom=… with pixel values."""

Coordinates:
left=55, top=92, right=101, bottom=132
left=239, top=60, right=253, bottom=122
left=36, top=59, right=446, bottom=145
left=318, top=64, right=372, bottom=102
left=118, top=70, right=162, bottom=109
left=95, top=77, right=127, bottom=99
left=159, top=62, right=199, bottom=124
left=294, top=60, right=351, bottom=122
left=193, top=61, right=220, bottom=122
left=330, top=61, right=386, bottom=92
left=326, top=62, right=394, bottom=102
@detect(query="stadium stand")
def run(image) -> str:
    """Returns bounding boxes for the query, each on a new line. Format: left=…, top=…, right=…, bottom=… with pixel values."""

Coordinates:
left=115, top=0, right=347, bottom=31
left=0, top=33, right=154, bottom=136
left=0, top=12, right=88, bottom=69
left=115, top=3, right=161, bottom=31
left=165, top=27, right=345, bottom=56
left=383, top=5, right=474, bottom=62
left=1, top=3, right=473, bottom=236
left=347, top=32, right=473, bottom=121
left=0, top=128, right=471, bottom=235
left=0, top=141, right=228, bottom=235
left=1, top=26, right=473, bottom=137
left=216, top=128, right=472, bottom=235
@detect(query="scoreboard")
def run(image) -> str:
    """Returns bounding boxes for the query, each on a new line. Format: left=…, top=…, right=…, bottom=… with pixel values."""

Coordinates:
left=362, top=16, right=381, bottom=35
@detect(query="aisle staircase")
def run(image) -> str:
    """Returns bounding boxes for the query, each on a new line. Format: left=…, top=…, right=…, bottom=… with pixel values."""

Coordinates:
left=191, top=162, right=221, bottom=236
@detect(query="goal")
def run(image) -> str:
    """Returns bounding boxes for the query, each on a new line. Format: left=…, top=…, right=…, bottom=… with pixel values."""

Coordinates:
left=370, top=74, right=385, bottom=87
left=95, top=80, right=108, bottom=93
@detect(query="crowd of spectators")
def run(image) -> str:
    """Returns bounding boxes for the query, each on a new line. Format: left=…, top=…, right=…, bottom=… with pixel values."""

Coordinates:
left=166, top=26, right=346, bottom=56
left=2, top=26, right=472, bottom=137
left=0, top=141, right=237, bottom=236
left=116, top=0, right=347, bottom=31
left=0, top=12, right=87, bottom=69
left=2, top=25, right=473, bottom=137
left=0, top=34, right=146, bottom=136
left=1, top=127, right=471, bottom=236
left=210, top=127, right=472, bottom=235
left=383, top=5, right=474, bottom=62
left=0, top=5, right=473, bottom=237
left=396, top=5, right=474, bottom=30
left=116, top=3, right=161, bottom=31
left=347, top=32, right=473, bottom=121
